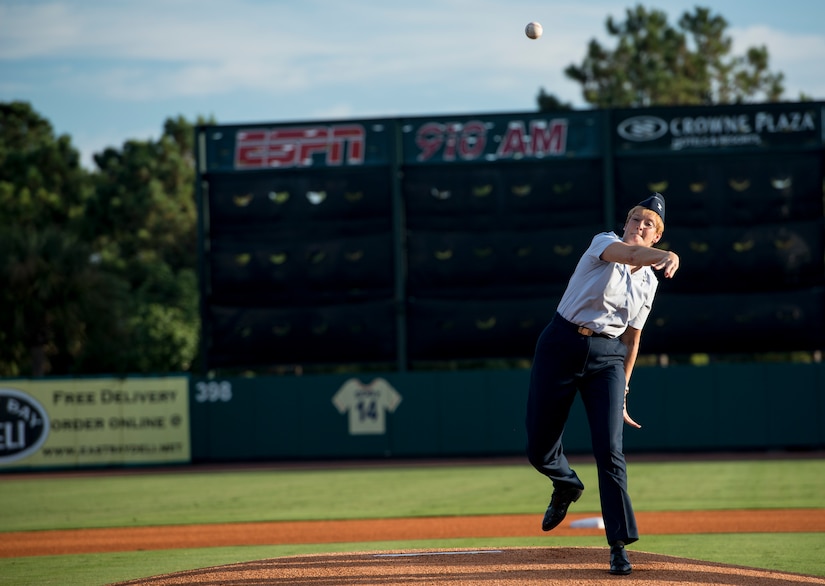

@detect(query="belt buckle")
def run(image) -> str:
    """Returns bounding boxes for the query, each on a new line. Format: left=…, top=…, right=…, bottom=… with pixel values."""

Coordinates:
left=577, top=326, right=594, bottom=337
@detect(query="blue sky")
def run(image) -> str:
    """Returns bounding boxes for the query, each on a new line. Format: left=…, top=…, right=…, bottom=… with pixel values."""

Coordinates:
left=2, top=0, right=824, bottom=168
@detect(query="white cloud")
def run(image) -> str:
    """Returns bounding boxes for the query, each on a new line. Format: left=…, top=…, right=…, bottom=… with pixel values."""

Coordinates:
left=1, top=0, right=595, bottom=104
left=0, top=2, right=77, bottom=58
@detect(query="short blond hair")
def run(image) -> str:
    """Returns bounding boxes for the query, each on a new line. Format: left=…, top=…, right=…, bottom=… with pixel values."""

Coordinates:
left=626, top=205, right=664, bottom=235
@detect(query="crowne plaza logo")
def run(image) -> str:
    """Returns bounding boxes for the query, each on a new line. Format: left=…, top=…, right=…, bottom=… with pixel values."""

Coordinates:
left=617, top=116, right=669, bottom=142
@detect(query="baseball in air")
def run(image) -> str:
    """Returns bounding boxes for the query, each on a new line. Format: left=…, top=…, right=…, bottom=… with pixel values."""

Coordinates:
left=525, top=21, right=542, bottom=39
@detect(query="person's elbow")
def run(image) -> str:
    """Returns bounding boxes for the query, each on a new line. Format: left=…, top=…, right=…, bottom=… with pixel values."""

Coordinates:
left=600, top=243, right=636, bottom=264
left=621, top=327, right=642, bottom=345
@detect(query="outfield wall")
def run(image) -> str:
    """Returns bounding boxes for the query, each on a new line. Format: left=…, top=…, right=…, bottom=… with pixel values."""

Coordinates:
left=2, top=364, right=821, bottom=470
left=190, top=362, right=824, bottom=462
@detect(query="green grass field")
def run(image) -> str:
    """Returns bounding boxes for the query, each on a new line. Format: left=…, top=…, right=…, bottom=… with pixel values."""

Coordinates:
left=1, top=456, right=824, bottom=585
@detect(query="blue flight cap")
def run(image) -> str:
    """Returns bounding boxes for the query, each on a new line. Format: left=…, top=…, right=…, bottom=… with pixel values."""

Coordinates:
left=637, top=193, right=665, bottom=223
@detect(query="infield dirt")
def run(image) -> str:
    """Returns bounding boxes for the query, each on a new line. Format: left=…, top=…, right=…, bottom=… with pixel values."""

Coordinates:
left=3, top=508, right=825, bottom=557
left=4, top=509, right=825, bottom=585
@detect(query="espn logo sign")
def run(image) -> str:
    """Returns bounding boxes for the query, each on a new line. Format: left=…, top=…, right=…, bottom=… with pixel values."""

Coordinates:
left=235, top=124, right=366, bottom=169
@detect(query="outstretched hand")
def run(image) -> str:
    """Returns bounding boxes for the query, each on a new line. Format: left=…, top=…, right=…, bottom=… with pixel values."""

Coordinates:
left=652, top=251, right=680, bottom=279
left=623, top=388, right=641, bottom=428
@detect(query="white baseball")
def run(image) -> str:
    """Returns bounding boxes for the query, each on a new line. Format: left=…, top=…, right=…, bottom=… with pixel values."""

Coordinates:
left=525, top=21, right=542, bottom=40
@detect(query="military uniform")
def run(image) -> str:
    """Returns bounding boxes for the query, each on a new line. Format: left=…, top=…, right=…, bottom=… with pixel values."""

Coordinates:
left=525, top=195, right=666, bottom=551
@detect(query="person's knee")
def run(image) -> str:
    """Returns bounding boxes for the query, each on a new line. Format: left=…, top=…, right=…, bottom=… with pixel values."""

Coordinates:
left=593, top=445, right=626, bottom=470
left=526, top=443, right=545, bottom=470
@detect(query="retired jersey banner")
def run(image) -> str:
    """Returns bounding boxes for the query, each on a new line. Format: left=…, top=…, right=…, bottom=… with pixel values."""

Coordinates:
left=0, top=376, right=190, bottom=469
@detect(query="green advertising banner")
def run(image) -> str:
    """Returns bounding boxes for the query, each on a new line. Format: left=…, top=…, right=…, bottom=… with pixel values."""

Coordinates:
left=0, top=376, right=190, bottom=470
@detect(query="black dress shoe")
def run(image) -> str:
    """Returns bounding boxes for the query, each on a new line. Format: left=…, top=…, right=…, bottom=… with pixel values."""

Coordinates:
left=541, top=486, right=583, bottom=531
left=609, top=542, right=632, bottom=575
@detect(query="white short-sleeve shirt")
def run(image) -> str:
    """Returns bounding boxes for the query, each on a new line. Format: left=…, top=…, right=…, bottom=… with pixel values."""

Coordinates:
left=556, top=232, right=659, bottom=338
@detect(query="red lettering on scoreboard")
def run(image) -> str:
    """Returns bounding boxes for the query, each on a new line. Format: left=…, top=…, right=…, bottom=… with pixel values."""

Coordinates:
left=414, top=118, right=568, bottom=162
left=415, top=121, right=488, bottom=162
left=497, top=120, right=568, bottom=158
left=235, top=124, right=366, bottom=168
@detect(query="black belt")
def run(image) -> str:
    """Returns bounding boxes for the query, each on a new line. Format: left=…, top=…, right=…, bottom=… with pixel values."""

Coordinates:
left=555, top=313, right=612, bottom=338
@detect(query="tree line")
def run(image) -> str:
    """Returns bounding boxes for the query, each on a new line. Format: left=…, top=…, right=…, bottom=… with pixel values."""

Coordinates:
left=0, top=5, right=794, bottom=376
left=0, top=103, right=209, bottom=376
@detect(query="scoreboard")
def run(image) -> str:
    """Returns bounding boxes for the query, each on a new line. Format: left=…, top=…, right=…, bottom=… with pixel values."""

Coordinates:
left=196, top=102, right=825, bottom=371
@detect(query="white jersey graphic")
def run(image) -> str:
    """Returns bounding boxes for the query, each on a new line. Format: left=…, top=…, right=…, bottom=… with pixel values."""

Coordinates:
left=332, top=378, right=402, bottom=435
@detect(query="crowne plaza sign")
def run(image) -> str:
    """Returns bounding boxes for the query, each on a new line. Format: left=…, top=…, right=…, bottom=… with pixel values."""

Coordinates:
left=614, top=104, right=821, bottom=152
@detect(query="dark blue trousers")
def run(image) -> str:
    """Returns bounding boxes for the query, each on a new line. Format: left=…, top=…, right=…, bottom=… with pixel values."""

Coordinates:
left=525, top=313, right=639, bottom=546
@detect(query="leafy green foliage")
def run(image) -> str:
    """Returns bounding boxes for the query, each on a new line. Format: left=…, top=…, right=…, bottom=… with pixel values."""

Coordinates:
left=0, top=103, right=208, bottom=375
left=559, top=5, right=784, bottom=108
left=0, top=226, right=129, bottom=376
left=0, top=102, right=90, bottom=231
left=536, top=89, right=574, bottom=112
left=79, top=116, right=203, bottom=373
left=0, top=103, right=126, bottom=375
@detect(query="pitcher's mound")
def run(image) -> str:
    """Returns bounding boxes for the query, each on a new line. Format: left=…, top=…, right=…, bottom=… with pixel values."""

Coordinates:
left=115, top=546, right=825, bottom=585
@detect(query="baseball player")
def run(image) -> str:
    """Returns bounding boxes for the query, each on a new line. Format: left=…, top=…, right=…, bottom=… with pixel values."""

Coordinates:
left=525, top=193, right=679, bottom=575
